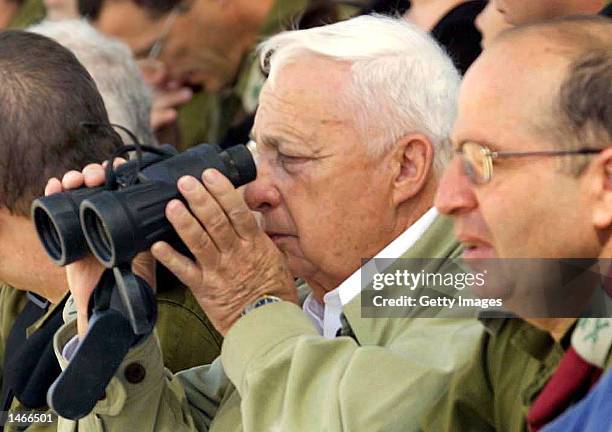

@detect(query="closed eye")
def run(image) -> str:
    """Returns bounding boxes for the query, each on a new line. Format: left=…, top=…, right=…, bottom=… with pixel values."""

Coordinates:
left=278, top=153, right=311, bottom=165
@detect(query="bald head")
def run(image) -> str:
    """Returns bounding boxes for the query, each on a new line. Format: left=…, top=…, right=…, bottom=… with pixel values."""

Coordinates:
left=494, top=0, right=605, bottom=25
left=461, top=16, right=612, bottom=163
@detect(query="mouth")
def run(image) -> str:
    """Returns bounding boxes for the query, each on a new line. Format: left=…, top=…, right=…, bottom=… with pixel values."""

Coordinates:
left=458, top=236, right=496, bottom=260
left=265, top=231, right=296, bottom=244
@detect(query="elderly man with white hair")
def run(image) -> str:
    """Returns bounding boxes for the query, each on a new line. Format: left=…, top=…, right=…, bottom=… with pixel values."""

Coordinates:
left=49, top=15, right=482, bottom=431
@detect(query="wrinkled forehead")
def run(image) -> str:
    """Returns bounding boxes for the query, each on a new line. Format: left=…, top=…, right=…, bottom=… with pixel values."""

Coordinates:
left=255, top=56, right=356, bottom=137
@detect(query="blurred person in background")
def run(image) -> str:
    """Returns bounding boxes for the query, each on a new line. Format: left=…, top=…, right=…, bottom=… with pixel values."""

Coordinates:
left=362, top=0, right=486, bottom=74
left=493, top=0, right=611, bottom=24
left=0, top=0, right=45, bottom=28
left=78, top=0, right=352, bottom=150
left=30, top=19, right=156, bottom=145
left=43, top=0, right=78, bottom=19
left=475, top=1, right=512, bottom=48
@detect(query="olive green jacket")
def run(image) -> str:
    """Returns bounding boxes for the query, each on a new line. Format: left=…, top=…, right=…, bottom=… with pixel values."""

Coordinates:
left=0, top=281, right=222, bottom=432
left=8, top=0, right=45, bottom=29
left=0, top=284, right=29, bottom=393
left=53, top=216, right=483, bottom=431
left=420, top=317, right=612, bottom=432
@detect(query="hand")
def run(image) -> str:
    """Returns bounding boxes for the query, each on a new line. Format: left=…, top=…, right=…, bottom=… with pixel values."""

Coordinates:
left=151, top=169, right=298, bottom=335
left=138, top=61, right=193, bottom=131
left=150, top=84, right=193, bottom=131
left=45, top=161, right=156, bottom=338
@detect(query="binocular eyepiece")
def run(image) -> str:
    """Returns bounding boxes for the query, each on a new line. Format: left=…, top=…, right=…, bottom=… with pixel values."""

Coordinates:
left=32, top=143, right=256, bottom=268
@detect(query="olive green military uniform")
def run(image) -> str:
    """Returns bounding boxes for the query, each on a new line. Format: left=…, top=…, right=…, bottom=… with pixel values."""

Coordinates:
left=420, top=317, right=612, bottom=432
left=7, top=0, right=45, bottom=29
left=52, top=216, right=484, bottom=431
left=0, top=285, right=28, bottom=392
left=0, top=281, right=222, bottom=432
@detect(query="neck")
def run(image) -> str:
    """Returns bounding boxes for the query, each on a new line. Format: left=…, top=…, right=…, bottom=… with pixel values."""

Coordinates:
left=404, top=0, right=467, bottom=31
left=14, top=269, right=68, bottom=304
left=0, top=0, right=18, bottom=29
left=231, top=0, right=274, bottom=45
left=306, top=199, right=434, bottom=305
left=524, top=318, right=577, bottom=343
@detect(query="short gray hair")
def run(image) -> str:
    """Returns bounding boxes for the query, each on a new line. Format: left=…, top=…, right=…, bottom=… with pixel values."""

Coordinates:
left=258, top=15, right=461, bottom=175
left=28, top=19, right=157, bottom=146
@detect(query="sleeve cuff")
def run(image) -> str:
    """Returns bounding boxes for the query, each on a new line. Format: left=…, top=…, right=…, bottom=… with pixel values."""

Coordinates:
left=221, top=301, right=319, bottom=392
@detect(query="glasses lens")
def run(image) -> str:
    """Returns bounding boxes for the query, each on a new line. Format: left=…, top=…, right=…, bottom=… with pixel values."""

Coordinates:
left=461, top=142, right=490, bottom=184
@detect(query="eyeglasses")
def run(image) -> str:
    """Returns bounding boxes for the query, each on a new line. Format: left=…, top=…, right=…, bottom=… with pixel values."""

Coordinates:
left=137, top=3, right=190, bottom=74
left=456, top=141, right=604, bottom=184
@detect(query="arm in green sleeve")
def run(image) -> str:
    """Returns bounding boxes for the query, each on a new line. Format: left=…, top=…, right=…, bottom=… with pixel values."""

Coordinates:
left=52, top=320, right=225, bottom=432
left=221, top=301, right=482, bottom=432
left=419, top=331, right=496, bottom=432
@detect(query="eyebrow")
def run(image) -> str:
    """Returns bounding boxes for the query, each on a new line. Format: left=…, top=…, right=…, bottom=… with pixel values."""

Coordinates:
left=252, top=131, right=302, bottom=150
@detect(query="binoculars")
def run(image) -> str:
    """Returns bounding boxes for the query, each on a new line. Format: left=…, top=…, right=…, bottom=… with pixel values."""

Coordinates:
left=32, top=143, right=256, bottom=268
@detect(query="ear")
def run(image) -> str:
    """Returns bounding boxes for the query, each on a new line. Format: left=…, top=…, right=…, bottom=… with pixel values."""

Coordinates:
left=589, top=147, right=612, bottom=230
left=391, top=133, right=435, bottom=207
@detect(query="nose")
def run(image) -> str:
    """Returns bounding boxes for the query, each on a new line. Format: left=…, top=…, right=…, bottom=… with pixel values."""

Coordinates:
left=435, top=157, right=479, bottom=215
left=243, top=156, right=282, bottom=213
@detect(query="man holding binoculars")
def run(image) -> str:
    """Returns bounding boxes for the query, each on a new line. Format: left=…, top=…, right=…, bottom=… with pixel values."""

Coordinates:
left=0, top=30, right=223, bottom=431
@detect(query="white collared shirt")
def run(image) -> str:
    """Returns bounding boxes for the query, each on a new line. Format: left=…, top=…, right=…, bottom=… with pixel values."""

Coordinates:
left=302, top=208, right=439, bottom=338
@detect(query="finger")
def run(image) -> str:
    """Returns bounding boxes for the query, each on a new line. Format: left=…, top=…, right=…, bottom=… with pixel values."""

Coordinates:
left=45, top=177, right=63, bottom=196
left=151, top=109, right=177, bottom=130
left=165, top=80, right=182, bottom=90
left=201, top=169, right=259, bottom=239
left=62, top=170, right=85, bottom=190
left=138, top=60, right=166, bottom=86
left=102, top=158, right=127, bottom=169
left=165, top=198, right=219, bottom=263
left=82, top=164, right=106, bottom=187
left=177, top=175, right=239, bottom=253
left=151, top=241, right=202, bottom=289
left=154, top=88, right=192, bottom=110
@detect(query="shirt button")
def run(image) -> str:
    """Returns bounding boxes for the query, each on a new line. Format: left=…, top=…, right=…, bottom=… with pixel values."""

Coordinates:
left=124, top=363, right=146, bottom=384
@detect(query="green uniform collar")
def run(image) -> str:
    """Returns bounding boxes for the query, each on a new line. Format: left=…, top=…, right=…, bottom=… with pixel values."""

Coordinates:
left=8, top=0, right=45, bottom=28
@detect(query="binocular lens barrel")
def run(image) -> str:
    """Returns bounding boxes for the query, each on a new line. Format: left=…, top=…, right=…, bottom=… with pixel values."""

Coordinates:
left=81, top=144, right=256, bottom=268
left=31, top=187, right=104, bottom=266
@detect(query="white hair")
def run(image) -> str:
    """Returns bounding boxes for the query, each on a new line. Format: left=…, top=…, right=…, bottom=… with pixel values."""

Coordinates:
left=28, top=19, right=157, bottom=146
left=258, top=15, right=460, bottom=175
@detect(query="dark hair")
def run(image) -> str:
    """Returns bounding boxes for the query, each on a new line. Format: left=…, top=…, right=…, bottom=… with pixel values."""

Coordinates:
left=0, top=30, right=122, bottom=216
left=560, top=48, right=612, bottom=149
left=78, top=0, right=181, bottom=20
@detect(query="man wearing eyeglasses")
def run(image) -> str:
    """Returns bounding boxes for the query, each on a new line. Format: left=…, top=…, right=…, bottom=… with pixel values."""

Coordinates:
left=422, top=16, right=612, bottom=432
left=79, top=0, right=358, bottom=150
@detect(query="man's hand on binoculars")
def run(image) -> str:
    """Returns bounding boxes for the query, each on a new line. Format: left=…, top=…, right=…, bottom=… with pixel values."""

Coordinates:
left=45, top=162, right=157, bottom=339
left=151, top=169, right=299, bottom=336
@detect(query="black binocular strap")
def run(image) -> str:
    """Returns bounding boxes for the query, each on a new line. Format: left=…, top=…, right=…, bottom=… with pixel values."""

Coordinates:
left=1, top=293, right=66, bottom=420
